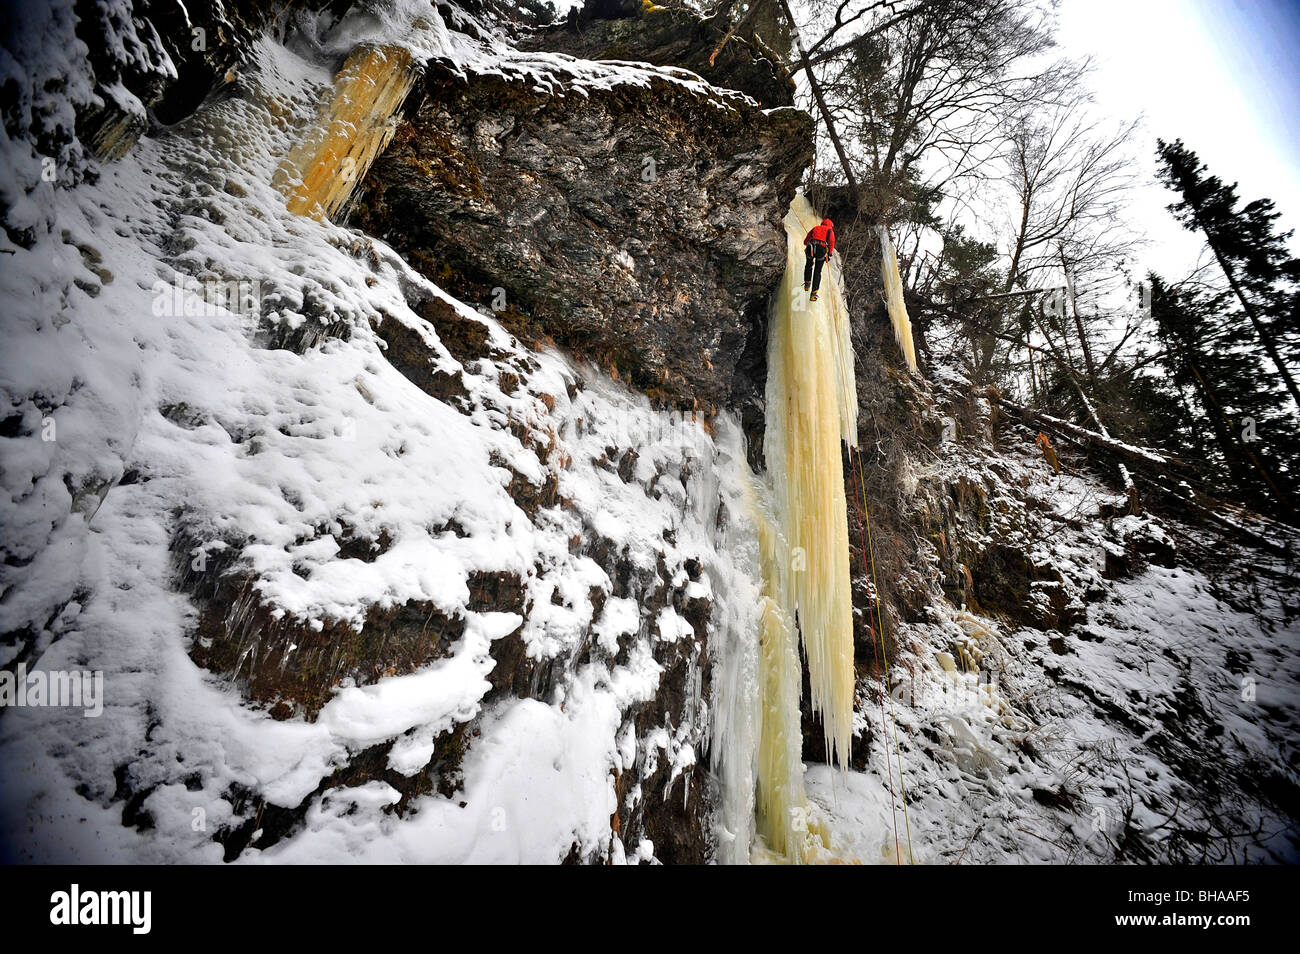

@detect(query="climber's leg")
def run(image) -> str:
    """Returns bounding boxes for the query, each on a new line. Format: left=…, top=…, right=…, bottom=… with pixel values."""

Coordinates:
left=811, top=248, right=826, bottom=293
left=803, top=246, right=814, bottom=290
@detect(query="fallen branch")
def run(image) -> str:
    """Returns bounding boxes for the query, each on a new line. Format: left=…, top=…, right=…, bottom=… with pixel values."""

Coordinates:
left=1144, top=479, right=1291, bottom=557
left=997, top=395, right=1292, bottom=555
left=995, top=395, right=1170, bottom=470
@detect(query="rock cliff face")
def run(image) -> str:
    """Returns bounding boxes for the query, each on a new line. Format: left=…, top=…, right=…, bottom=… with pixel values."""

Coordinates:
left=1, top=0, right=799, bottom=865
left=351, top=54, right=811, bottom=420
left=522, top=0, right=796, bottom=109
left=329, top=10, right=813, bottom=859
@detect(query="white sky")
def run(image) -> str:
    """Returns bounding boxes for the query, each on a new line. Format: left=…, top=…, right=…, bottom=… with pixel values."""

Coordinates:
left=1054, top=0, right=1300, bottom=280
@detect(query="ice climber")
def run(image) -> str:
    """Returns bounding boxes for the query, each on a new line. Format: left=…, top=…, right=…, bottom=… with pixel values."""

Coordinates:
left=803, top=217, right=835, bottom=301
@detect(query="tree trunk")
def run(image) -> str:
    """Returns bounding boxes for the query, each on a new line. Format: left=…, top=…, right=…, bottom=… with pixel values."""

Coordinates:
left=1060, top=247, right=1097, bottom=384
left=996, top=396, right=1168, bottom=469
left=1179, top=346, right=1298, bottom=521
left=1189, top=205, right=1300, bottom=410
left=774, top=0, right=860, bottom=199
left=1027, top=342, right=1039, bottom=404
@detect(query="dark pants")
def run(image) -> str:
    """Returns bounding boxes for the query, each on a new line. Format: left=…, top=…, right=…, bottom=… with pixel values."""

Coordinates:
left=804, top=242, right=827, bottom=292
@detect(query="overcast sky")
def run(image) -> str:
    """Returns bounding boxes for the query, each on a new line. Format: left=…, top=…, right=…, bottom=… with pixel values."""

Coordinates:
left=1055, top=0, right=1300, bottom=279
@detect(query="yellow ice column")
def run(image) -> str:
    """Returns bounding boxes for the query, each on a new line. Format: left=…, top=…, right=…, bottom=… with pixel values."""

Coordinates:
left=274, top=42, right=421, bottom=221
left=763, top=195, right=859, bottom=772
left=877, top=225, right=918, bottom=373
left=751, top=493, right=811, bottom=862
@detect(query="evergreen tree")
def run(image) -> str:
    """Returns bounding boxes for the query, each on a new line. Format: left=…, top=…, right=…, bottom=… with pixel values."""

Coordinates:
left=1156, top=138, right=1300, bottom=409
left=932, top=226, right=1006, bottom=386
left=1146, top=273, right=1299, bottom=520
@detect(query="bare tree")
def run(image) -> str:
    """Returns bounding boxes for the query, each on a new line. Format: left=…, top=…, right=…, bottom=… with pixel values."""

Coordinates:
left=812, top=0, right=1061, bottom=209
left=1001, top=93, right=1139, bottom=295
left=947, top=87, right=1141, bottom=387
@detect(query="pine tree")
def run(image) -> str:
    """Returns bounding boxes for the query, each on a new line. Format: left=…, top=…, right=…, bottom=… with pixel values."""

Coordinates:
left=1146, top=273, right=1299, bottom=520
left=1156, top=138, right=1300, bottom=410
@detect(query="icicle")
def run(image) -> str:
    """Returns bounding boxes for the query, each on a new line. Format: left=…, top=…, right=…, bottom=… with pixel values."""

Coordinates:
left=755, top=594, right=808, bottom=861
left=877, top=225, right=918, bottom=373
left=708, top=421, right=763, bottom=865
left=751, top=481, right=810, bottom=862
left=762, top=195, right=859, bottom=776
left=274, top=41, right=423, bottom=221
left=714, top=197, right=861, bottom=863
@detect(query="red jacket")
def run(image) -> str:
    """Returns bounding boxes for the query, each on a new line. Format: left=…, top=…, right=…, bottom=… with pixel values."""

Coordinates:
left=804, top=219, right=836, bottom=256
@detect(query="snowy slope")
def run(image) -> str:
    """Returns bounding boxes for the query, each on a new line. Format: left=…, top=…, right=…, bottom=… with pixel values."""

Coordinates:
left=809, top=436, right=1300, bottom=864
left=0, top=1, right=765, bottom=864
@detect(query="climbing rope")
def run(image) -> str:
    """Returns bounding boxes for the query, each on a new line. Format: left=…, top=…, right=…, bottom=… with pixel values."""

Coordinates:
left=849, top=444, right=915, bottom=864
left=848, top=446, right=899, bottom=859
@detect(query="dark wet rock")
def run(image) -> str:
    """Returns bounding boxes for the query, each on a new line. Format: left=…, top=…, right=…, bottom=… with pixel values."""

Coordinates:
left=68, top=0, right=314, bottom=162
left=210, top=725, right=469, bottom=861
left=351, top=59, right=812, bottom=415
left=620, top=625, right=711, bottom=864
left=970, top=543, right=1083, bottom=631
left=188, top=575, right=466, bottom=720
left=524, top=0, right=796, bottom=109
left=371, top=312, right=471, bottom=405
left=175, top=528, right=512, bottom=720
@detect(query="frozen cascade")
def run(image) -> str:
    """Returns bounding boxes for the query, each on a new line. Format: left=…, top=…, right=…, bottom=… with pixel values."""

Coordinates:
left=877, top=225, right=918, bottom=374
left=765, top=194, right=859, bottom=773
left=710, top=194, right=859, bottom=862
